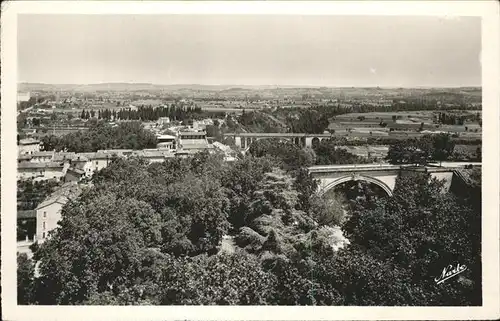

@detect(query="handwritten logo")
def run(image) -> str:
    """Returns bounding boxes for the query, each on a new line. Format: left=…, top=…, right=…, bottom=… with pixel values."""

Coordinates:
left=434, top=263, right=467, bottom=284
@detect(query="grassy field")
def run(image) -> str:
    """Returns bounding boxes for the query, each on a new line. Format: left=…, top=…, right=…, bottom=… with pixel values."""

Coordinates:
left=131, top=99, right=163, bottom=106
left=200, top=107, right=244, bottom=114
left=54, top=103, right=127, bottom=113
left=329, top=110, right=481, bottom=137
left=335, top=110, right=480, bottom=122
left=335, top=110, right=436, bottom=120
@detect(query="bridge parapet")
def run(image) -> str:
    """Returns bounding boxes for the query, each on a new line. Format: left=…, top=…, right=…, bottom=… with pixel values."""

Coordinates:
left=308, top=163, right=479, bottom=175
left=308, top=164, right=401, bottom=174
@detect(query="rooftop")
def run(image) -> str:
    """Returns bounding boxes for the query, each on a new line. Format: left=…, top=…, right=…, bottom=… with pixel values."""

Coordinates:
left=19, top=138, right=40, bottom=145
left=78, top=152, right=96, bottom=159
left=72, top=155, right=90, bottom=162
left=18, top=155, right=32, bottom=161
left=53, top=152, right=78, bottom=162
left=67, top=167, right=85, bottom=175
left=131, top=150, right=175, bottom=158
left=32, top=151, right=54, bottom=157
left=18, top=161, right=64, bottom=169
left=180, top=143, right=212, bottom=150
left=37, top=183, right=83, bottom=209
left=36, top=196, right=69, bottom=210
left=212, top=142, right=233, bottom=152
left=72, top=161, right=89, bottom=170
left=97, top=149, right=134, bottom=154
left=179, top=131, right=207, bottom=135
left=455, top=168, right=481, bottom=186
left=157, top=135, right=176, bottom=139
left=53, top=182, right=83, bottom=197
left=79, top=152, right=116, bottom=159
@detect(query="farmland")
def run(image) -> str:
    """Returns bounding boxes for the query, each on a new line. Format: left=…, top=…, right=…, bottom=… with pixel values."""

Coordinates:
left=327, top=110, right=481, bottom=139
left=18, top=84, right=482, bottom=149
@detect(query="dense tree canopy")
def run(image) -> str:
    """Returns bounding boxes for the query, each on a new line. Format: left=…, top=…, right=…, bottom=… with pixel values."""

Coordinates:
left=238, top=110, right=287, bottom=133
left=342, top=171, right=481, bottom=305
left=17, top=180, right=61, bottom=210
left=313, top=139, right=371, bottom=165
left=17, top=253, right=35, bottom=305
left=21, top=147, right=481, bottom=306
left=288, top=109, right=330, bottom=134
left=247, top=138, right=370, bottom=169
left=40, top=121, right=157, bottom=152
left=432, top=133, right=456, bottom=164
left=386, top=134, right=456, bottom=165
left=80, top=104, right=226, bottom=122
left=248, top=138, right=316, bottom=171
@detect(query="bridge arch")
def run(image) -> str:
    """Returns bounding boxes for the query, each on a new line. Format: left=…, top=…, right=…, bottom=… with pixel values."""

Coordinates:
left=319, top=174, right=394, bottom=197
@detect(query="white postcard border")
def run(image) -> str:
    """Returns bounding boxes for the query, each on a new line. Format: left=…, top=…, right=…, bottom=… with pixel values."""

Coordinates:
left=1, top=1, right=499, bottom=320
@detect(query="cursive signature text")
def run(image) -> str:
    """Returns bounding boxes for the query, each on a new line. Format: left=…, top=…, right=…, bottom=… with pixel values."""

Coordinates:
left=434, top=263, right=467, bottom=284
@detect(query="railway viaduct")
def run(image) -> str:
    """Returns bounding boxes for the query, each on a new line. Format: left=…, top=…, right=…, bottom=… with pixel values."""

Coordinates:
left=224, top=132, right=333, bottom=149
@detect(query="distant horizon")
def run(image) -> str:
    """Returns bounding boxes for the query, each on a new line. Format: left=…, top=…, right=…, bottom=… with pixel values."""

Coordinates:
left=17, top=81, right=482, bottom=90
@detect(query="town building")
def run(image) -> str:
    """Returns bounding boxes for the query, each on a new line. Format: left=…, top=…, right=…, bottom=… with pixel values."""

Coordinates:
left=131, top=150, right=175, bottom=163
left=69, top=155, right=94, bottom=177
left=52, top=152, right=79, bottom=163
left=192, top=119, right=214, bottom=131
left=35, top=196, right=68, bottom=242
left=192, top=121, right=206, bottom=131
left=35, top=183, right=83, bottom=243
left=18, top=154, right=33, bottom=163
left=17, top=92, right=31, bottom=103
left=174, top=150, right=193, bottom=158
left=29, top=151, right=55, bottom=163
left=64, top=167, right=87, bottom=183
left=18, top=138, right=41, bottom=155
left=177, top=130, right=214, bottom=153
left=97, top=149, right=134, bottom=157
left=17, top=161, right=69, bottom=181
left=18, top=142, right=237, bottom=183
left=156, top=134, right=177, bottom=150
left=79, top=152, right=115, bottom=172
left=158, top=117, right=170, bottom=125
left=20, top=128, right=37, bottom=137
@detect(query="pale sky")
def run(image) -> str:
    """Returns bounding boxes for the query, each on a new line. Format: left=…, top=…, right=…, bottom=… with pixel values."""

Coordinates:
left=18, top=15, right=481, bottom=87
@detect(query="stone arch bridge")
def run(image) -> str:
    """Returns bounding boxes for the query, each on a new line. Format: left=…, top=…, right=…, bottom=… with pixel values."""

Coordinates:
left=307, top=163, right=480, bottom=198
